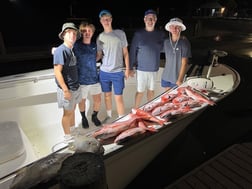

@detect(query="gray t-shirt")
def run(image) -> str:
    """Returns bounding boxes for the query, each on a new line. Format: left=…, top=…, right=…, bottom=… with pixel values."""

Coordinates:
left=161, top=36, right=191, bottom=83
left=97, top=29, right=128, bottom=73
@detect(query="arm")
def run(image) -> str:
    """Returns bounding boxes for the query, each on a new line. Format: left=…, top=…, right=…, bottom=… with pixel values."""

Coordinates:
left=54, top=64, right=71, bottom=100
left=129, top=33, right=138, bottom=70
left=123, top=46, right=132, bottom=79
left=176, top=57, right=188, bottom=86
left=176, top=37, right=191, bottom=86
left=96, top=50, right=103, bottom=62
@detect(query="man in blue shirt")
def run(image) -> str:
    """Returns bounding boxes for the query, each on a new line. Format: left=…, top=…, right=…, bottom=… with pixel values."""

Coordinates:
left=53, top=22, right=82, bottom=140
left=129, top=9, right=166, bottom=108
left=74, top=22, right=102, bottom=128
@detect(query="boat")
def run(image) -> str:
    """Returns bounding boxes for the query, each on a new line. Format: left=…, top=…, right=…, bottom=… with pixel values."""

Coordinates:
left=0, top=50, right=240, bottom=189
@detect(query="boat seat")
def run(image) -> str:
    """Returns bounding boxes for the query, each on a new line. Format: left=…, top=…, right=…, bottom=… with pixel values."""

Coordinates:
left=0, top=121, right=25, bottom=164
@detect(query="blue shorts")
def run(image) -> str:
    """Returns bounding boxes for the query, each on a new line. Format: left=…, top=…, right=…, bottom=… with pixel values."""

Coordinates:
left=161, top=79, right=177, bottom=88
left=99, top=70, right=125, bottom=95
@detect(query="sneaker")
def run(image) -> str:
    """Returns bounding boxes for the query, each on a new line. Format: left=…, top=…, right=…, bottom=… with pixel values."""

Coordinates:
left=92, top=114, right=101, bottom=126
left=64, top=134, right=73, bottom=143
left=102, top=116, right=112, bottom=124
left=82, top=117, right=89, bottom=128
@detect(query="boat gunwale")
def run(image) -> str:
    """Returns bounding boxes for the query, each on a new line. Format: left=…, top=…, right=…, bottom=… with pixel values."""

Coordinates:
left=0, top=63, right=241, bottom=189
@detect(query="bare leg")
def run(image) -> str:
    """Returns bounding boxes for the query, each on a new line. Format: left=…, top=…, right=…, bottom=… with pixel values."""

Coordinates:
left=101, top=92, right=113, bottom=124
left=78, top=98, right=86, bottom=112
left=114, top=94, right=125, bottom=117
left=62, top=108, right=75, bottom=135
left=104, top=92, right=112, bottom=115
left=92, top=94, right=101, bottom=112
left=147, top=89, right=154, bottom=102
left=134, top=91, right=144, bottom=108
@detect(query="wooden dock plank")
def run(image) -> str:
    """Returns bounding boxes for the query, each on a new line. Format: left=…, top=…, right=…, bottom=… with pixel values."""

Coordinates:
left=224, top=151, right=252, bottom=173
left=172, top=180, right=191, bottom=189
left=211, top=160, right=252, bottom=188
left=185, top=175, right=209, bottom=189
left=165, top=142, right=252, bottom=189
left=195, top=170, right=225, bottom=189
left=231, top=145, right=252, bottom=161
left=202, top=164, right=240, bottom=188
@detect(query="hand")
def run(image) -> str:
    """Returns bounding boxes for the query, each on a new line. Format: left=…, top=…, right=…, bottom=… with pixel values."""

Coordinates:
left=129, top=70, right=135, bottom=77
left=124, top=69, right=130, bottom=80
left=64, top=90, right=72, bottom=100
left=176, top=80, right=183, bottom=86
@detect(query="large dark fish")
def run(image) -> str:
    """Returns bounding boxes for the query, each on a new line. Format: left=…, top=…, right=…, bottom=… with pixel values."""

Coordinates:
left=10, top=153, right=72, bottom=189
left=72, top=135, right=104, bottom=154
left=10, top=132, right=104, bottom=189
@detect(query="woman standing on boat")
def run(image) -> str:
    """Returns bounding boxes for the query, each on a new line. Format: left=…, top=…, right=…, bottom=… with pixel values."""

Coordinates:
left=53, top=22, right=82, bottom=141
left=161, top=18, right=192, bottom=90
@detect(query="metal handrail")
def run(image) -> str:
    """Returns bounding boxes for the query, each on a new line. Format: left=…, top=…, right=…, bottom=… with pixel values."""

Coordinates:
left=0, top=72, right=55, bottom=89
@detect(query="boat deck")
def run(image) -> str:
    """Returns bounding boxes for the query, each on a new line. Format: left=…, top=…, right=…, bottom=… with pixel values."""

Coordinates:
left=165, top=140, right=252, bottom=189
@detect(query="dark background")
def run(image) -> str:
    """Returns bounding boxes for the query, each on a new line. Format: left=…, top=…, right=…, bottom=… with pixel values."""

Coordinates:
left=1, top=0, right=252, bottom=48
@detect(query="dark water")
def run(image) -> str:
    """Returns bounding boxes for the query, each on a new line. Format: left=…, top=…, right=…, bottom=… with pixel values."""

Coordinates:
left=125, top=32, right=252, bottom=188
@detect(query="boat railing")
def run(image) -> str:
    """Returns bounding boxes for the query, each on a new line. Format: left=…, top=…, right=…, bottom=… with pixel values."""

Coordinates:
left=0, top=71, right=55, bottom=89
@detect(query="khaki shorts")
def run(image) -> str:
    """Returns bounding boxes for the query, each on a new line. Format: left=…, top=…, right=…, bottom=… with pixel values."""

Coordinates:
left=80, top=83, right=102, bottom=99
left=57, top=87, right=82, bottom=110
left=136, top=70, right=157, bottom=92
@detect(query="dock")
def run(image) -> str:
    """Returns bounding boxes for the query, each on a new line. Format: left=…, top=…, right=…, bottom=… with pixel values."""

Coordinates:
left=165, top=141, right=252, bottom=189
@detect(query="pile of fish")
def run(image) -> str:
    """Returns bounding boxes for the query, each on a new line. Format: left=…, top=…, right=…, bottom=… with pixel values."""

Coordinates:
left=92, top=86, right=215, bottom=144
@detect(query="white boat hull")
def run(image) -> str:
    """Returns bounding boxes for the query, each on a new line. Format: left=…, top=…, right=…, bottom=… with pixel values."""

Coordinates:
left=0, top=62, right=240, bottom=189
left=104, top=108, right=204, bottom=189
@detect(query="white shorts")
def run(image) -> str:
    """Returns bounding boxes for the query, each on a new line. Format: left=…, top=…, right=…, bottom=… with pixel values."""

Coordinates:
left=136, top=70, right=157, bottom=92
left=80, top=83, right=102, bottom=99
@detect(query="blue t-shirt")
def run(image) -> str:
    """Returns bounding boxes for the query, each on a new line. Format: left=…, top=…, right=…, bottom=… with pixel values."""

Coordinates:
left=74, top=40, right=99, bottom=85
left=129, top=28, right=166, bottom=72
left=53, top=44, right=79, bottom=91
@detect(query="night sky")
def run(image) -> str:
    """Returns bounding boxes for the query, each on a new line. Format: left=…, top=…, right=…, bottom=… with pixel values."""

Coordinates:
left=0, top=0, right=251, bottom=48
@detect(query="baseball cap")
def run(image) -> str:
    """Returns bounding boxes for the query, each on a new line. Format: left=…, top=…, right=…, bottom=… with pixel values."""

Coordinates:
left=144, top=9, right=157, bottom=16
left=99, top=10, right=112, bottom=18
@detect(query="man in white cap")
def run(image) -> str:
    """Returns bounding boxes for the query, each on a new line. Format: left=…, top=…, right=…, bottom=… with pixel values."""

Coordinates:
left=53, top=22, right=82, bottom=141
left=161, top=17, right=192, bottom=90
